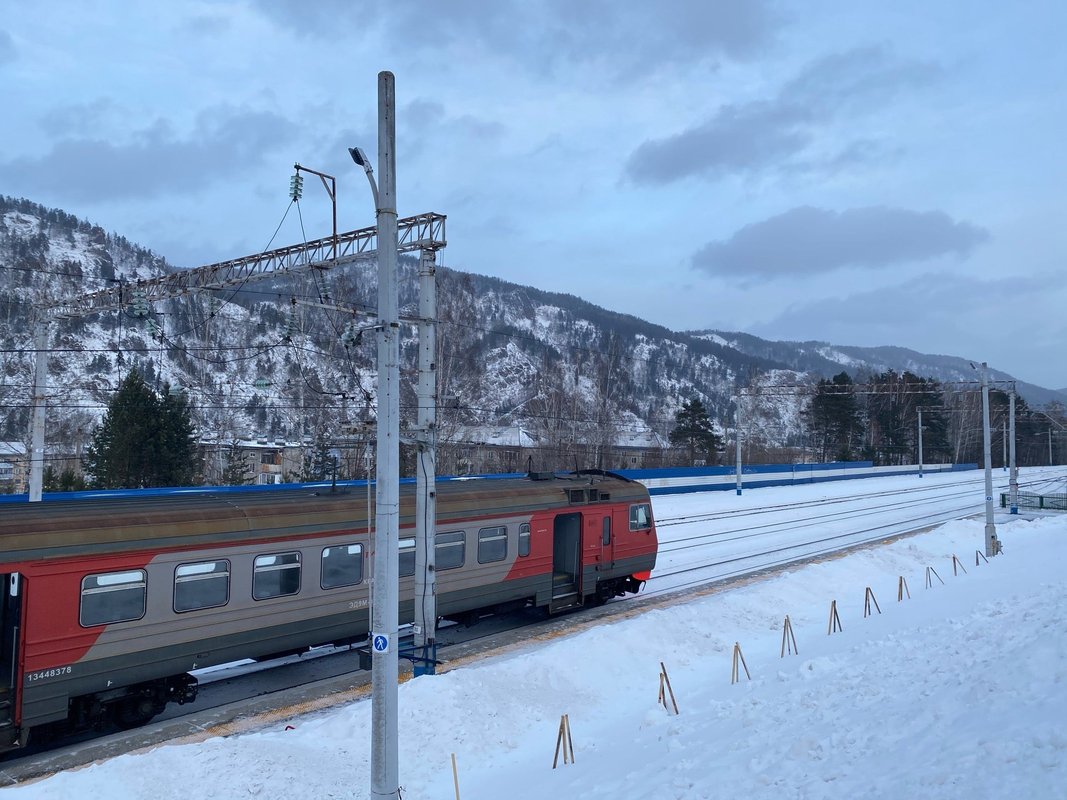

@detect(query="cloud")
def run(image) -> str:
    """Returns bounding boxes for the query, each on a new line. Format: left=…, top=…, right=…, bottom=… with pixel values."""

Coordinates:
left=0, top=29, right=15, bottom=66
left=692, top=206, right=990, bottom=277
left=626, top=46, right=940, bottom=184
left=752, top=274, right=1060, bottom=362
left=627, top=101, right=813, bottom=183
left=0, top=106, right=298, bottom=202
left=780, top=46, right=940, bottom=114
left=254, top=0, right=780, bottom=73
left=38, top=99, right=120, bottom=137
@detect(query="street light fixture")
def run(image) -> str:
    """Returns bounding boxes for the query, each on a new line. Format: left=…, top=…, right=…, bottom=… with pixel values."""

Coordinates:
left=349, top=147, right=380, bottom=208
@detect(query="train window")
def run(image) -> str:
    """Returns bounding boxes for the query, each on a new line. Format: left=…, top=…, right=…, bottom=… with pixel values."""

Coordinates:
left=518, top=523, right=531, bottom=557
left=629, top=503, right=652, bottom=531
left=602, top=517, right=612, bottom=546
left=80, top=570, right=147, bottom=627
left=435, top=531, right=465, bottom=570
left=477, top=525, right=508, bottom=564
left=321, top=544, right=364, bottom=590
left=174, top=560, right=230, bottom=613
left=253, top=552, right=301, bottom=600
left=399, top=539, right=416, bottom=577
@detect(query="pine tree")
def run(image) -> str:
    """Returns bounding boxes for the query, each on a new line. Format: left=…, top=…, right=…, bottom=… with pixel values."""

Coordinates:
left=301, top=425, right=335, bottom=482
left=156, top=384, right=199, bottom=485
left=221, top=440, right=253, bottom=486
left=669, top=398, right=723, bottom=466
left=43, top=465, right=88, bottom=492
left=809, top=372, right=865, bottom=461
left=84, top=370, right=199, bottom=488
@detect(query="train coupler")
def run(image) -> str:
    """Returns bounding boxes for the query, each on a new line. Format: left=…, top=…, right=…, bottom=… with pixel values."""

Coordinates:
left=167, top=674, right=199, bottom=705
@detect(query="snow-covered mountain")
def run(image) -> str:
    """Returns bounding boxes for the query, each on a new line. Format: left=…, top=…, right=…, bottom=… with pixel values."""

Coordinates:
left=2, top=196, right=1063, bottom=478
left=698, top=330, right=1066, bottom=408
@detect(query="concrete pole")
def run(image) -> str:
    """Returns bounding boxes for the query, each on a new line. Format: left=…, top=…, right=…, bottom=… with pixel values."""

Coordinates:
left=414, top=248, right=437, bottom=676
left=979, top=364, right=999, bottom=557
left=917, top=408, right=924, bottom=478
left=1001, top=421, right=1007, bottom=471
left=734, top=394, right=742, bottom=496
left=1049, top=430, right=1054, bottom=466
left=371, top=70, right=401, bottom=800
left=1009, top=390, right=1018, bottom=514
left=28, top=317, right=49, bottom=502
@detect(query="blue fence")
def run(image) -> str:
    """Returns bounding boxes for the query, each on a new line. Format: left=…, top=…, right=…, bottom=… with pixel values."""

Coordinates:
left=1, top=461, right=977, bottom=504
left=618, top=461, right=977, bottom=496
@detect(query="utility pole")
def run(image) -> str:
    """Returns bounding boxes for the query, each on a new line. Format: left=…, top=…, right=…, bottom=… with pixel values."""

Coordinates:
left=977, top=363, right=1000, bottom=557
left=1049, top=430, right=1054, bottom=466
left=1009, top=389, right=1018, bottom=514
left=1001, top=421, right=1007, bottom=471
left=734, top=394, right=743, bottom=496
left=917, top=408, right=924, bottom=478
left=414, top=248, right=438, bottom=676
left=371, top=70, right=401, bottom=800
left=28, top=317, right=49, bottom=501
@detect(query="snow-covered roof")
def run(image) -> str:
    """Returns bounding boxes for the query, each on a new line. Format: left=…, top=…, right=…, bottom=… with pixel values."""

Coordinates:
left=447, top=425, right=540, bottom=449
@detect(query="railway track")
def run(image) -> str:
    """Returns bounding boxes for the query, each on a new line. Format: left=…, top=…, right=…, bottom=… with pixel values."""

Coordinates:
left=3, top=467, right=1062, bottom=782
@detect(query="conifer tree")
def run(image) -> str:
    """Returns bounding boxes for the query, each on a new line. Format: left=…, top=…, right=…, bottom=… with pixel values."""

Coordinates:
left=809, top=372, right=864, bottom=461
left=220, top=439, right=252, bottom=486
left=301, top=425, right=335, bottom=482
left=669, top=398, right=723, bottom=466
left=84, top=370, right=199, bottom=488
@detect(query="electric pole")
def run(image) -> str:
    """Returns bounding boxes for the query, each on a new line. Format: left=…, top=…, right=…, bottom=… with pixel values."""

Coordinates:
left=977, top=363, right=1000, bottom=557
left=371, top=70, right=401, bottom=800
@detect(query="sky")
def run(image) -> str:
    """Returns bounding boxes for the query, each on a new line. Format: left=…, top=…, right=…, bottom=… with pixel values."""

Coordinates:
left=1, top=2, right=1065, bottom=389
left=6, top=469, right=1066, bottom=798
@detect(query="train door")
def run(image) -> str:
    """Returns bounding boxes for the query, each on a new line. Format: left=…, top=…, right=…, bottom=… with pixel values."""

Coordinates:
left=599, top=514, right=615, bottom=573
left=550, top=513, right=582, bottom=612
left=0, top=573, right=23, bottom=744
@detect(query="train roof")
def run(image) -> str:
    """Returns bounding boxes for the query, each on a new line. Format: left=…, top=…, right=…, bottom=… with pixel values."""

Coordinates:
left=0, top=471, right=649, bottom=564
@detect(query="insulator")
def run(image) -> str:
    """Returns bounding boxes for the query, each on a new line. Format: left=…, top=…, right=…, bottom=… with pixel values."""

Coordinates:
left=131, top=288, right=150, bottom=318
left=342, top=322, right=363, bottom=349
left=289, top=172, right=304, bottom=202
left=284, top=306, right=299, bottom=343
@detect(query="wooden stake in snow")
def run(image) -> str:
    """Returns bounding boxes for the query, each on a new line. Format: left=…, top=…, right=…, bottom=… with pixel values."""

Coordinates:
left=952, top=554, right=968, bottom=576
left=451, top=753, right=461, bottom=800
left=975, top=549, right=989, bottom=566
left=780, top=615, right=799, bottom=657
left=731, top=642, right=751, bottom=684
left=827, top=599, right=843, bottom=635
left=925, top=566, right=944, bottom=588
left=657, top=661, right=679, bottom=715
left=552, top=714, right=575, bottom=769
left=898, top=575, right=911, bottom=601
left=863, top=587, right=882, bottom=618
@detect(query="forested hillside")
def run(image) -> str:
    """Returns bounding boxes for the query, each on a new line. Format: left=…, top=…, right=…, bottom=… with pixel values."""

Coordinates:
left=2, top=196, right=1063, bottom=488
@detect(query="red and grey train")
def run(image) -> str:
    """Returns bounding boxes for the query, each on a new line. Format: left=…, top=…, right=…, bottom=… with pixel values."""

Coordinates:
left=0, top=470, right=657, bottom=753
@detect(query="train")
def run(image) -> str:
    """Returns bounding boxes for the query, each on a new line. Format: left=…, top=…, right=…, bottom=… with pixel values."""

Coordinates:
left=0, top=469, right=657, bottom=754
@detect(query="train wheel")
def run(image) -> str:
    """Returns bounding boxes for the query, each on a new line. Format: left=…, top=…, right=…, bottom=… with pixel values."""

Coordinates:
left=115, top=696, right=163, bottom=729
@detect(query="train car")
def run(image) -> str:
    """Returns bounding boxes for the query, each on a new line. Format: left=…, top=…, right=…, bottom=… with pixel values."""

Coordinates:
left=0, top=470, right=656, bottom=753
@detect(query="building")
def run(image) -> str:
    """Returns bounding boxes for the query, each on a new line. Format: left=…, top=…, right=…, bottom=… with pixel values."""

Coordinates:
left=200, top=438, right=307, bottom=486
left=0, top=442, right=28, bottom=494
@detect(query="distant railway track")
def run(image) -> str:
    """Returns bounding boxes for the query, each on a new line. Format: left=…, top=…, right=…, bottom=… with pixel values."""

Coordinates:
left=643, top=469, right=1058, bottom=599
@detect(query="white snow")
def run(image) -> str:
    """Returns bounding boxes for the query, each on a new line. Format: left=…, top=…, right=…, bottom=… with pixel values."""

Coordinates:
left=7, top=472, right=1067, bottom=799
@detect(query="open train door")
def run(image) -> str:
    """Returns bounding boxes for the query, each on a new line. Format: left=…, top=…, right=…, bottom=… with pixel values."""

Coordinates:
left=0, top=573, right=24, bottom=749
left=550, top=513, right=582, bottom=612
